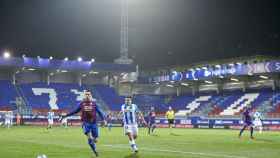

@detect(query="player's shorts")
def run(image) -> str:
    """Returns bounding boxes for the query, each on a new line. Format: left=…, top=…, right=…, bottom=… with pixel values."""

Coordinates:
left=124, top=124, right=138, bottom=135
left=61, top=119, right=67, bottom=124
left=168, top=119, right=174, bottom=124
left=149, top=120, right=156, bottom=127
left=244, top=120, right=252, bottom=126
left=5, top=119, right=10, bottom=125
left=82, top=122, right=99, bottom=138
left=48, top=119, right=54, bottom=125
left=253, top=120, right=262, bottom=127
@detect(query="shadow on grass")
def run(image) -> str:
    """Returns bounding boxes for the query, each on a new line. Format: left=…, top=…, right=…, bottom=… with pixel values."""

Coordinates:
left=170, top=133, right=181, bottom=136
left=254, top=138, right=275, bottom=143
left=124, top=153, right=141, bottom=158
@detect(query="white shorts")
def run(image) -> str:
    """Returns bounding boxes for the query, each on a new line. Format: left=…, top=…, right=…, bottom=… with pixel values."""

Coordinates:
left=61, top=119, right=67, bottom=124
left=48, top=119, right=54, bottom=125
left=124, top=124, right=138, bottom=135
left=253, top=120, right=262, bottom=127
left=5, top=119, right=10, bottom=125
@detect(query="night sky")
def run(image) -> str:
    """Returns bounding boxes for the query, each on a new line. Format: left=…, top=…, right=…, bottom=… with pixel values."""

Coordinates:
left=0, top=0, right=279, bottom=69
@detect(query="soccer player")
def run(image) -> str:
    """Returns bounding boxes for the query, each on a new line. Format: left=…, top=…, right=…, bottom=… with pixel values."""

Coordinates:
left=47, top=110, right=54, bottom=130
left=61, top=90, right=106, bottom=157
left=119, top=96, right=146, bottom=153
left=253, top=111, right=263, bottom=134
left=4, top=111, right=12, bottom=128
left=148, top=106, right=156, bottom=135
left=106, top=112, right=113, bottom=132
left=61, top=114, right=68, bottom=128
left=166, top=106, right=175, bottom=133
left=239, top=107, right=254, bottom=139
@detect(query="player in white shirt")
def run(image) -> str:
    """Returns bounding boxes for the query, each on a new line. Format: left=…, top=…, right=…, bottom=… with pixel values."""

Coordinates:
left=253, top=111, right=263, bottom=134
left=47, top=110, right=55, bottom=130
left=119, top=96, right=146, bottom=153
left=61, top=116, right=68, bottom=128
left=4, top=111, right=13, bottom=128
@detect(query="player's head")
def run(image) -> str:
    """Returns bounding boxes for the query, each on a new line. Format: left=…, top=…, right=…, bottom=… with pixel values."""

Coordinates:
left=84, top=90, right=92, bottom=101
left=151, top=106, right=155, bottom=111
left=125, top=96, right=132, bottom=105
left=168, top=106, right=172, bottom=110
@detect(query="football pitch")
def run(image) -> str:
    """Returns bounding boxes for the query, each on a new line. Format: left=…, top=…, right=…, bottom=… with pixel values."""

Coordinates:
left=0, top=126, right=279, bottom=158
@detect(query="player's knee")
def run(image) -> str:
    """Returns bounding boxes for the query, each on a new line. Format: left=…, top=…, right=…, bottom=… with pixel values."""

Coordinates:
left=94, top=138, right=98, bottom=143
left=87, top=133, right=93, bottom=140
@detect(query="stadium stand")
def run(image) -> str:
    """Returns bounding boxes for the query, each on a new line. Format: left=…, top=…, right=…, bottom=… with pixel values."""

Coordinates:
left=0, top=80, right=18, bottom=109
left=1, top=80, right=280, bottom=118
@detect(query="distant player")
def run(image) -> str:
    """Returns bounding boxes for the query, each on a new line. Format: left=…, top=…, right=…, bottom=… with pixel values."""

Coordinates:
left=106, top=112, right=113, bottom=131
left=61, top=90, right=106, bottom=157
left=61, top=114, right=68, bottom=128
left=166, top=106, right=175, bottom=133
left=4, top=111, right=13, bottom=128
left=148, top=106, right=156, bottom=135
left=47, top=110, right=55, bottom=130
left=119, top=96, right=146, bottom=153
left=253, top=111, right=263, bottom=134
left=239, top=107, right=254, bottom=139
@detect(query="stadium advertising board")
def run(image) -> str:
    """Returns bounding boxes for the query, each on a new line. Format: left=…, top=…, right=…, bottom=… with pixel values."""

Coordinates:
left=151, top=61, right=280, bottom=82
left=155, top=118, right=280, bottom=130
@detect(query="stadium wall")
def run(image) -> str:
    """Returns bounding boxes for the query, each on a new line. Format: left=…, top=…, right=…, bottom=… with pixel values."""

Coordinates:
left=16, top=72, right=42, bottom=83
left=50, top=73, right=78, bottom=83
left=0, top=70, right=108, bottom=85
left=118, top=83, right=179, bottom=95
left=0, top=69, right=12, bottom=80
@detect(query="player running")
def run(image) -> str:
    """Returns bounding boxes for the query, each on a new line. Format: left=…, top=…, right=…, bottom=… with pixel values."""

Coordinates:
left=239, top=107, right=254, bottom=139
left=47, top=110, right=54, bottom=130
left=166, top=106, right=175, bottom=133
left=253, top=111, right=263, bottom=134
left=61, top=90, right=106, bottom=157
left=119, top=96, right=146, bottom=153
left=148, top=106, right=156, bottom=135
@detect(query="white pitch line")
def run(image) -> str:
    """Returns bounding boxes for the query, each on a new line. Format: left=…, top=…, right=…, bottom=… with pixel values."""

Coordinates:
left=103, top=144, right=249, bottom=158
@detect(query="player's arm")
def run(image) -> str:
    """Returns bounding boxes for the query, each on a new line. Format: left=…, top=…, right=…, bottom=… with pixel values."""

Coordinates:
left=117, top=105, right=125, bottom=119
left=96, top=105, right=106, bottom=122
left=61, top=105, right=81, bottom=119
left=260, top=114, right=264, bottom=122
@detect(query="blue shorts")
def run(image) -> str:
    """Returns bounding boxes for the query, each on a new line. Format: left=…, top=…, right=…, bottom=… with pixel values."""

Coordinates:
left=82, top=122, right=99, bottom=138
left=244, top=121, right=252, bottom=126
left=149, top=121, right=156, bottom=126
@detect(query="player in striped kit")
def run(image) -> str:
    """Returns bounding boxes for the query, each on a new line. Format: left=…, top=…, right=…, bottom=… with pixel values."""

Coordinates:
left=253, top=111, right=263, bottom=134
left=120, top=96, right=146, bottom=153
left=239, top=107, right=254, bottom=139
left=148, top=106, right=156, bottom=135
left=61, top=90, right=106, bottom=157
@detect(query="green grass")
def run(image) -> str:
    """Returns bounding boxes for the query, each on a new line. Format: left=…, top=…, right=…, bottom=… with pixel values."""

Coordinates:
left=0, top=126, right=279, bottom=158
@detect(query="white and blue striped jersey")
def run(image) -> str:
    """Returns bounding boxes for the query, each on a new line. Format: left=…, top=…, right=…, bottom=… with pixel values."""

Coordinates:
left=254, top=112, right=263, bottom=121
left=47, top=112, right=54, bottom=120
left=121, top=104, right=139, bottom=125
